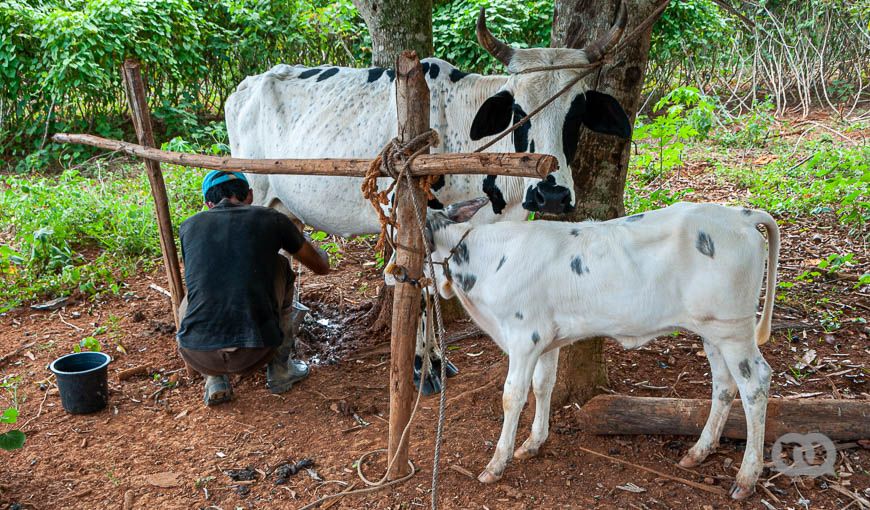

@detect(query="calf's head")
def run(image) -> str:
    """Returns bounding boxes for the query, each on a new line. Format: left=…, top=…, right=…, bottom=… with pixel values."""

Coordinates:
left=424, top=197, right=490, bottom=298
left=470, top=1, right=632, bottom=215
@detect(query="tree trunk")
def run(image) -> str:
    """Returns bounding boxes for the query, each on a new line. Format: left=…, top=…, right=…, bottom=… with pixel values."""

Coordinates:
left=549, top=0, right=659, bottom=406
left=352, top=0, right=433, bottom=67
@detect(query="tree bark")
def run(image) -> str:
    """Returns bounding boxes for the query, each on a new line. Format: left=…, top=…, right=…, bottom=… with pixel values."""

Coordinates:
left=549, top=0, right=659, bottom=406
left=352, top=0, right=433, bottom=67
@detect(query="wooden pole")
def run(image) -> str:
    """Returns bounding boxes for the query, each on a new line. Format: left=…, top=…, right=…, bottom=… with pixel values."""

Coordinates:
left=51, top=133, right=557, bottom=179
left=577, top=395, right=870, bottom=442
left=121, top=60, right=185, bottom=329
left=387, top=51, right=429, bottom=480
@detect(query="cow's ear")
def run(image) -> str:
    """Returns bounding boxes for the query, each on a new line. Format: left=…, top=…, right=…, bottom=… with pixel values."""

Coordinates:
left=470, top=91, right=514, bottom=140
left=581, top=90, right=631, bottom=139
left=445, top=197, right=489, bottom=223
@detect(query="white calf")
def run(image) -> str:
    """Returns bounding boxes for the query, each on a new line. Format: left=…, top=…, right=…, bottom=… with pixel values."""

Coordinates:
left=425, top=199, right=780, bottom=500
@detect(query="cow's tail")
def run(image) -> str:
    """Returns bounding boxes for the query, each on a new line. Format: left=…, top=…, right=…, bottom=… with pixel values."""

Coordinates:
left=753, top=210, right=780, bottom=346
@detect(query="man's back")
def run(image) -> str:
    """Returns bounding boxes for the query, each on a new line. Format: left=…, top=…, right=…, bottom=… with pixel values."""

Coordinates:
left=177, top=201, right=304, bottom=351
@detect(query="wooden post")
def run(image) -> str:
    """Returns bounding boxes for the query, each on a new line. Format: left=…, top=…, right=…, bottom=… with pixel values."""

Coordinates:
left=387, top=51, right=429, bottom=479
left=121, top=60, right=185, bottom=329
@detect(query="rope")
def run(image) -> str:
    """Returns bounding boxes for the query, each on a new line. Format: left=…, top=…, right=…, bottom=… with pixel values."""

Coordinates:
left=361, top=129, right=440, bottom=253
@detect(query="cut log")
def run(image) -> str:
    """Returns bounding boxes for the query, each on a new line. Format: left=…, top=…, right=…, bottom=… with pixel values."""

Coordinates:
left=51, top=133, right=556, bottom=179
left=577, top=395, right=870, bottom=441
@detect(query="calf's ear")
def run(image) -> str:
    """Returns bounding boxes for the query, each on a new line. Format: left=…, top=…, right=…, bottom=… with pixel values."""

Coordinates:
left=470, top=91, right=515, bottom=140
left=445, top=197, right=489, bottom=223
left=581, top=90, right=631, bottom=139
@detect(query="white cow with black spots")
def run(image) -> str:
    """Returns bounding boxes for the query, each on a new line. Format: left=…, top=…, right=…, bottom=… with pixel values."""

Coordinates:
left=424, top=198, right=779, bottom=500
left=225, top=3, right=635, bottom=393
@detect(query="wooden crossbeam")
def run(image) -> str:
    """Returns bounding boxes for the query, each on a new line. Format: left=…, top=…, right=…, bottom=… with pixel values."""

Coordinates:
left=52, top=133, right=557, bottom=179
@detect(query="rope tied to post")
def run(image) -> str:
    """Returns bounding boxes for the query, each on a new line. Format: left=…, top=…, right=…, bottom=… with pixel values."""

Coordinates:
left=361, top=129, right=440, bottom=253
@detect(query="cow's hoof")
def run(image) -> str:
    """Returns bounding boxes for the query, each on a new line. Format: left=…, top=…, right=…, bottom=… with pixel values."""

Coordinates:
left=513, top=445, right=538, bottom=460
left=729, top=483, right=755, bottom=500
left=678, top=453, right=702, bottom=468
left=478, top=469, right=501, bottom=484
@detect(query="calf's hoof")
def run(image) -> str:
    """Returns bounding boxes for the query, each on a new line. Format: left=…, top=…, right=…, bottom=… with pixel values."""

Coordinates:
left=729, top=482, right=755, bottom=500
left=513, top=445, right=539, bottom=460
left=678, top=453, right=702, bottom=468
left=477, top=469, right=502, bottom=484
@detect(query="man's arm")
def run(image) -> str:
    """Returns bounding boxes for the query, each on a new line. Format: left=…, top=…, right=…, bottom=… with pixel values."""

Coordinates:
left=294, top=240, right=330, bottom=275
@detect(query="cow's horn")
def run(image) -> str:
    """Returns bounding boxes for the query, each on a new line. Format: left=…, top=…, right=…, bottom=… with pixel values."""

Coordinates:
left=580, top=0, right=627, bottom=62
left=476, top=8, right=514, bottom=67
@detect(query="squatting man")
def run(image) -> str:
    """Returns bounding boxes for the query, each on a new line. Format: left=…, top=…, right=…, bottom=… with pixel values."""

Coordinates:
left=176, top=171, right=330, bottom=406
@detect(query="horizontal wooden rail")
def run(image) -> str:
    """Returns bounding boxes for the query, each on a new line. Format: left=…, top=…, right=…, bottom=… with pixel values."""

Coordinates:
left=53, top=133, right=556, bottom=179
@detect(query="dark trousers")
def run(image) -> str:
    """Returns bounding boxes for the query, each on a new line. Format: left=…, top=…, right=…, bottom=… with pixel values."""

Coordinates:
left=178, top=254, right=296, bottom=377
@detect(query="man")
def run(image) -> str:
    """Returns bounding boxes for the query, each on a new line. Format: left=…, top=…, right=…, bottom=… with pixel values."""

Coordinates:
left=176, top=170, right=330, bottom=406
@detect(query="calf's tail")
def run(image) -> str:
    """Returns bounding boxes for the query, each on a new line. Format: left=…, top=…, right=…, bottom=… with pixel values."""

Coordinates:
left=753, top=211, right=780, bottom=346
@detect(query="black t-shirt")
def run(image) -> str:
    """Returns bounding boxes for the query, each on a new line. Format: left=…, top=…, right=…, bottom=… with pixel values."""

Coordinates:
left=176, top=201, right=305, bottom=350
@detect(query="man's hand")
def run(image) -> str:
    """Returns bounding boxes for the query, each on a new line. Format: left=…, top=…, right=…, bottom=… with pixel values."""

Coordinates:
left=294, top=240, right=330, bottom=275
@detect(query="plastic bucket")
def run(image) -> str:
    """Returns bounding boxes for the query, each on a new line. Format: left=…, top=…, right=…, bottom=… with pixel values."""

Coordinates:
left=49, top=351, right=112, bottom=414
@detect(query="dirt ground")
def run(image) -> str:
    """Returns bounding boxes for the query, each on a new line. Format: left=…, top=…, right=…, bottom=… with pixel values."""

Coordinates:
left=1, top=159, right=869, bottom=509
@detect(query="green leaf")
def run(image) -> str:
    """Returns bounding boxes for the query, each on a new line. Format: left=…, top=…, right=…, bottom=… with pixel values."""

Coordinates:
left=0, top=407, right=18, bottom=424
left=0, top=429, right=26, bottom=450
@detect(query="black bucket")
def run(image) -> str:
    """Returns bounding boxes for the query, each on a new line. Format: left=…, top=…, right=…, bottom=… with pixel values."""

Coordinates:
left=49, top=351, right=112, bottom=414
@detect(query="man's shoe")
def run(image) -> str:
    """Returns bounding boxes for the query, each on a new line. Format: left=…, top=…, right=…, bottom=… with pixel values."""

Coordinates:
left=204, top=375, right=233, bottom=406
left=267, top=359, right=310, bottom=394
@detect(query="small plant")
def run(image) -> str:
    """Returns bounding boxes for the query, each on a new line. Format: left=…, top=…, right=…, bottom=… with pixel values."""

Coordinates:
left=310, top=231, right=344, bottom=266
left=74, top=336, right=102, bottom=353
left=0, top=376, right=25, bottom=451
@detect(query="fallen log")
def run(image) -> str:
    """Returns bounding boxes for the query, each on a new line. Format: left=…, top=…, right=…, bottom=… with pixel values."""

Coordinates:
left=577, top=395, right=870, bottom=441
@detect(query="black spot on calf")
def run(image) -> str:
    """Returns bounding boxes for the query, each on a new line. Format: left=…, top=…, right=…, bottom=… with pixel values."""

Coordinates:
left=515, top=311, right=523, bottom=320
left=421, top=62, right=430, bottom=75
left=386, top=69, right=396, bottom=81
left=742, top=208, right=752, bottom=216
left=570, top=229, right=580, bottom=237
left=316, top=67, right=339, bottom=82
left=367, top=67, right=386, bottom=82
left=496, top=255, right=506, bottom=272
left=696, top=231, right=715, bottom=259
left=453, top=242, right=469, bottom=265
left=428, top=62, right=440, bottom=79
left=531, top=331, right=540, bottom=344
left=455, top=274, right=476, bottom=293
left=570, top=256, right=589, bottom=276
left=299, top=68, right=322, bottom=79
left=738, top=359, right=751, bottom=379
left=427, top=197, right=445, bottom=210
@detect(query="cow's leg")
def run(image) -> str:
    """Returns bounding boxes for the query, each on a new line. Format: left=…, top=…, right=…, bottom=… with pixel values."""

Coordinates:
left=717, top=339, right=771, bottom=500
left=679, top=339, right=737, bottom=468
left=514, top=348, right=559, bottom=460
left=479, top=348, right=538, bottom=483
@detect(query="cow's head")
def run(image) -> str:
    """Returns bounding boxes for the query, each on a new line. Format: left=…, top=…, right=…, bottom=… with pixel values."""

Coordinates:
left=423, top=197, right=490, bottom=299
left=470, top=1, right=631, bottom=215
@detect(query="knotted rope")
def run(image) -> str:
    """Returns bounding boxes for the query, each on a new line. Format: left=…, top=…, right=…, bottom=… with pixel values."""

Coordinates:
left=361, top=129, right=440, bottom=253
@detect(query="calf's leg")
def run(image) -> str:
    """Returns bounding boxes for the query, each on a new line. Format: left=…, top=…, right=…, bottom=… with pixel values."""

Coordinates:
left=718, top=340, right=771, bottom=500
left=479, top=349, right=538, bottom=483
left=680, top=339, right=738, bottom=468
left=515, top=348, right=559, bottom=460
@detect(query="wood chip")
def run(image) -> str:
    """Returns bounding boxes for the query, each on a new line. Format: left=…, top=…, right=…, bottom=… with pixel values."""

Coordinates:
left=143, top=471, right=182, bottom=488
left=448, top=464, right=475, bottom=479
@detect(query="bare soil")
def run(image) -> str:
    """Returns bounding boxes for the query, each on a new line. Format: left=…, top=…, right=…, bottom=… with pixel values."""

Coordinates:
left=1, top=159, right=868, bottom=509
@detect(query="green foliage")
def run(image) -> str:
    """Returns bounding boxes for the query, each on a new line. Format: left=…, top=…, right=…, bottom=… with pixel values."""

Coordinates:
left=0, top=0, right=367, bottom=170
left=73, top=336, right=101, bottom=353
left=310, top=230, right=343, bottom=267
left=633, top=86, right=716, bottom=180
left=0, top=376, right=25, bottom=451
left=716, top=144, right=869, bottom=234
left=433, top=0, right=552, bottom=73
left=715, top=100, right=776, bottom=148
left=0, top=164, right=202, bottom=311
